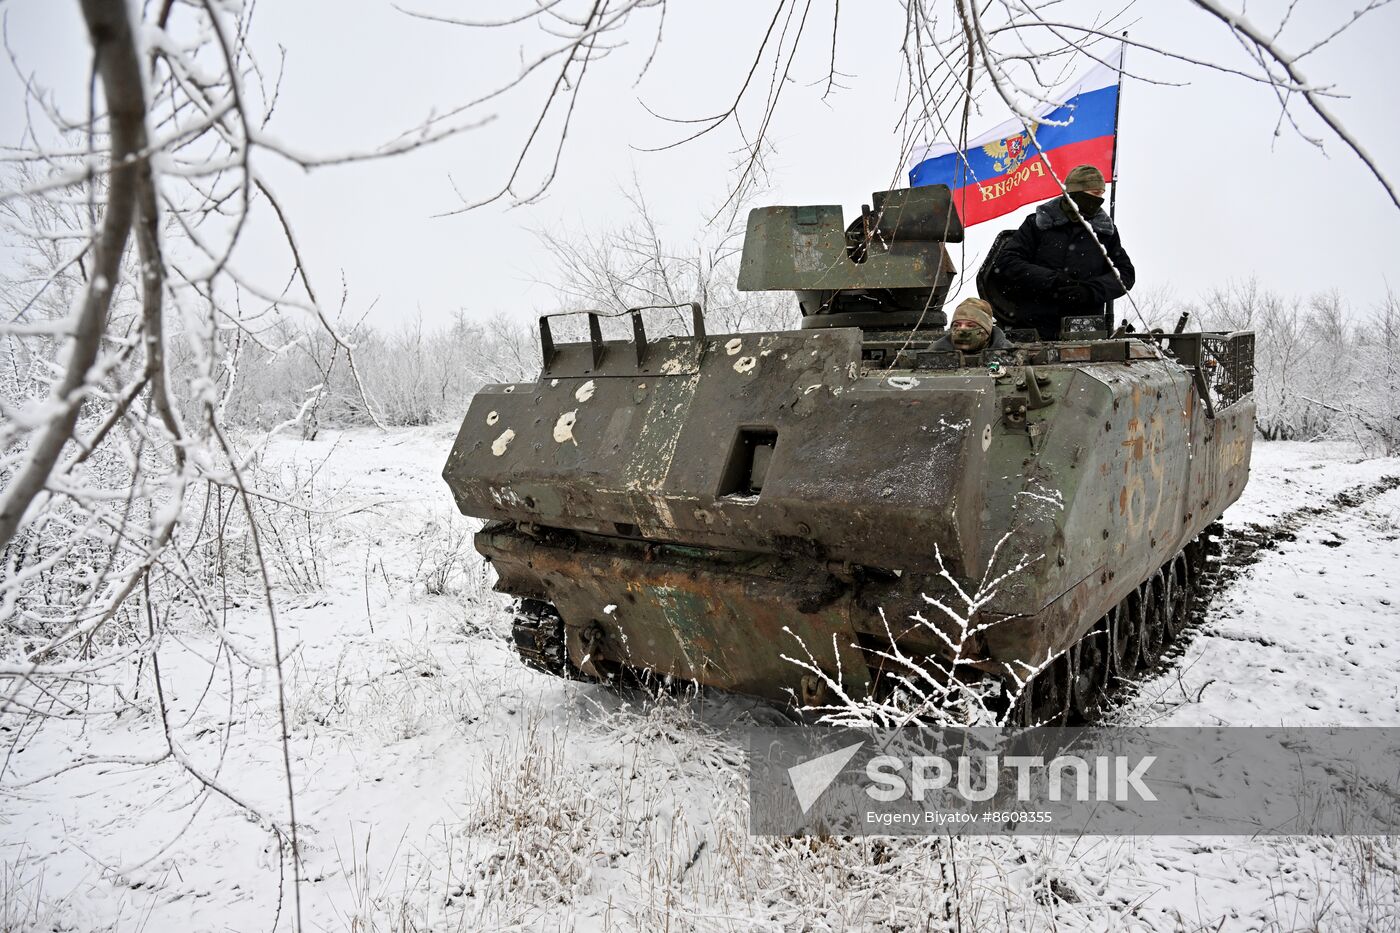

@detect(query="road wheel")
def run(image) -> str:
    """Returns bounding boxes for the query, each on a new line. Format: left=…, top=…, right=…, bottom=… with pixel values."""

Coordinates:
left=1163, top=554, right=1191, bottom=644
left=511, top=598, right=589, bottom=680
left=1019, top=653, right=1071, bottom=726
left=1139, top=571, right=1166, bottom=668
left=1070, top=620, right=1109, bottom=721
left=1109, top=601, right=1140, bottom=681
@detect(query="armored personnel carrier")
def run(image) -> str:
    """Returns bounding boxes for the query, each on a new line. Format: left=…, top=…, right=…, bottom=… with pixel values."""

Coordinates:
left=442, top=185, right=1255, bottom=722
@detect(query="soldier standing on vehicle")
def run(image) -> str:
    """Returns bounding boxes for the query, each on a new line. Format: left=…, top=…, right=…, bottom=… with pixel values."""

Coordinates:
left=987, top=164, right=1135, bottom=339
left=930, top=297, right=1013, bottom=355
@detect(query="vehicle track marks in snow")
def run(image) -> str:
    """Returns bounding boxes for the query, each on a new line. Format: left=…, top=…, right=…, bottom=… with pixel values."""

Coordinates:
left=1213, top=474, right=1400, bottom=593
left=1110, top=474, right=1400, bottom=717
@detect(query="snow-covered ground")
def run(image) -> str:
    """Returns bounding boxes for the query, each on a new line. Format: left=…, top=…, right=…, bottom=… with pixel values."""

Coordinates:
left=1124, top=443, right=1400, bottom=728
left=2, top=430, right=1398, bottom=931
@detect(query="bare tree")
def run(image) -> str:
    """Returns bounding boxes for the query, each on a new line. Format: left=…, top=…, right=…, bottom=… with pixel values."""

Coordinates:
left=1359, top=290, right=1400, bottom=455
left=536, top=177, right=796, bottom=337
left=1292, top=288, right=1400, bottom=455
left=5, top=0, right=1392, bottom=637
left=1, top=1, right=1395, bottom=926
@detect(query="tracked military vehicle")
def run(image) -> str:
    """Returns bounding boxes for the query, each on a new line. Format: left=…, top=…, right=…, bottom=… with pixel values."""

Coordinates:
left=442, top=185, right=1255, bottom=722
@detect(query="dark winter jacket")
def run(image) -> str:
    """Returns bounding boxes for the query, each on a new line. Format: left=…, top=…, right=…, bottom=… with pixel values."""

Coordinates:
left=989, top=198, right=1135, bottom=339
left=928, top=325, right=1013, bottom=353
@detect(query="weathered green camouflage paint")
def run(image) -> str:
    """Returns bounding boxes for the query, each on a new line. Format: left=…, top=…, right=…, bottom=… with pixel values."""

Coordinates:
left=442, top=188, right=1254, bottom=703
left=736, top=184, right=965, bottom=293
left=444, top=330, right=1252, bottom=702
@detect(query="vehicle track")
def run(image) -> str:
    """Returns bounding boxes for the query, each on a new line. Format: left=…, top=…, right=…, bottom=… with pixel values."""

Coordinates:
left=1037, top=473, right=1400, bottom=724
left=1129, top=473, right=1400, bottom=691
left=510, top=475, right=1400, bottom=721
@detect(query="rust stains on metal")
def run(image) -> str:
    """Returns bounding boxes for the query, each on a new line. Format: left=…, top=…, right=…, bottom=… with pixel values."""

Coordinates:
left=442, top=191, right=1257, bottom=707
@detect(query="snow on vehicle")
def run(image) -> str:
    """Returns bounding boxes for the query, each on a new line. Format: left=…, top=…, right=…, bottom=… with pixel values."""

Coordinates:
left=442, top=185, right=1255, bottom=720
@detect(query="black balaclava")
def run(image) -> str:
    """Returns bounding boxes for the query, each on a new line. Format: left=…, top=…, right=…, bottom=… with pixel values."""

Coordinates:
left=1067, top=191, right=1104, bottom=218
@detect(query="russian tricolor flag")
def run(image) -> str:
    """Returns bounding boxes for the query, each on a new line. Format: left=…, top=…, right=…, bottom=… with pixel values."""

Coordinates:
left=908, top=46, right=1123, bottom=227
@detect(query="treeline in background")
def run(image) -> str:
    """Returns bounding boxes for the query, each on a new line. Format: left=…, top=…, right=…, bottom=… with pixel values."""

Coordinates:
left=213, top=276, right=1400, bottom=457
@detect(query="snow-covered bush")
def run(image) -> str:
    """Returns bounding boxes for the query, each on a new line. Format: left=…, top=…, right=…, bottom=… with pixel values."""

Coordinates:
left=1136, top=279, right=1395, bottom=453
left=211, top=178, right=797, bottom=435
left=1344, top=293, right=1400, bottom=456
left=0, top=161, right=162, bottom=646
left=785, top=534, right=1048, bottom=729
left=216, top=311, right=538, bottom=434
left=1189, top=280, right=1347, bottom=441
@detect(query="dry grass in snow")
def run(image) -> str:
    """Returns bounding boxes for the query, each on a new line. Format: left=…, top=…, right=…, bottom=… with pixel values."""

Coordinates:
left=2, top=430, right=1398, bottom=931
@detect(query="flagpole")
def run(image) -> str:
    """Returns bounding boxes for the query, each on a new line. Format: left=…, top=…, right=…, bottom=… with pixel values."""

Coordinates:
left=1109, top=32, right=1126, bottom=222
left=1106, top=32, right=1126, bottom=331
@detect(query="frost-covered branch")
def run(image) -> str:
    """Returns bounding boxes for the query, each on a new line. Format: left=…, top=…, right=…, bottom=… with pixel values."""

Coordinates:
left=1188, top=0, right=1398, bottom=209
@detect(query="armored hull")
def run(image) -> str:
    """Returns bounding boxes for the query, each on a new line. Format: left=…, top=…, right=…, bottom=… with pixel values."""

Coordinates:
left=442, top=186, right=1256, bottom=719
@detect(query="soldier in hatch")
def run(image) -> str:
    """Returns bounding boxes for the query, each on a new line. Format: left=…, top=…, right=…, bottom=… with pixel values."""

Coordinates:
left=930, top=297, right=1012, bottom=355
left=988, top=164, right=1135, bottom=340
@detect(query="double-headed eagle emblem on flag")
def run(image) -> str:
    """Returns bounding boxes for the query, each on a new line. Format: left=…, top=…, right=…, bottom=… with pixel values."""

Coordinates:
left=982, top=120, right=1040, bottom=174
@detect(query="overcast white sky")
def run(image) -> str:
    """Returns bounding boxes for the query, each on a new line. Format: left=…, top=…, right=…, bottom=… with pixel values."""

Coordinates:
left=3, top=1, right=1398, bottom=331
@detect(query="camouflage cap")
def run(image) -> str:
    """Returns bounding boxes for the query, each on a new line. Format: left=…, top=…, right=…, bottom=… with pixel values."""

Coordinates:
left=1065, top=164, right=1107, bottom=192
left=952, top=297, right=994, bottom=334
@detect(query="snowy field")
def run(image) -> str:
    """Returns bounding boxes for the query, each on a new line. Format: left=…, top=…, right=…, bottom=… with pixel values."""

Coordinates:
left=2, top=429, right=1398, bottom=931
